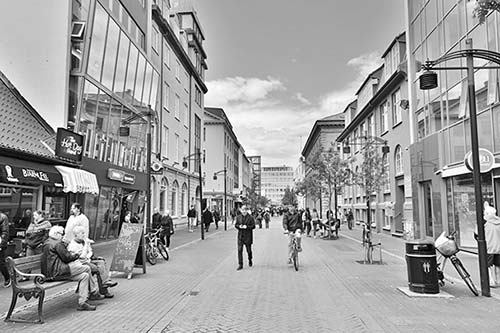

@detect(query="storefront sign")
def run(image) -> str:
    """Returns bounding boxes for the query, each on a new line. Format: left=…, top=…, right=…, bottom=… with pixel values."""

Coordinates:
left=1, top=164, right=62, bottom=187
left=55, top=128, right=84, bottom=162
left=464, top=148, right=495, bottom=173
left=107, top=168, right=135, bottom=184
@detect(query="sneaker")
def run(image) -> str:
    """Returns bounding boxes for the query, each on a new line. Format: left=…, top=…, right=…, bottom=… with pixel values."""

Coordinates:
left=89, top=292, right=105, bottom=301
left=236, top=266, right=243, bottom=271
left=3, top=279, right=11, bottom=288
left=249, top=260, right=253, bottom=267
left=77, top=302, right=97, bottom=311
left=103, top=292, right=114, bottom=298
left=103, top=280, right=118, bottom=288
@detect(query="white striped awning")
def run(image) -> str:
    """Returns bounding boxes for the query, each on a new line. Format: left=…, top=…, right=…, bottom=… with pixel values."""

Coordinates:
left=55, top=166, right=99, bottom=194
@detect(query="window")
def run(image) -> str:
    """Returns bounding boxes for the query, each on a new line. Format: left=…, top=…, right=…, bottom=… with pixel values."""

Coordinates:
left=163, top=42, right=170, bottom=68
left=162, top=126, right=169, bottom=158
left=160, top=178, right=168, bottom=212
left=195, top=86, right=202, bottom=106
left=152, top=26, right=159, bottom=53
left=380, top=101, right=389, bottom=133
left=181, top=183, right=187, bottom=215
left=175, top=134, right=180, bottom=162
left=175, top=60, right=180, bottom=81
left=174, top=94, right=180, bottom=119
left=183, top=71, right=189, bottom=91
left=395, top=145, right=403, bottom=175
left=183, top=104, right=188, bottom=126
left=171, top=181, right=178, bottom=216
left=391, top=89, right=402, bottom=125
left=163, top=83, right=170, bottom=111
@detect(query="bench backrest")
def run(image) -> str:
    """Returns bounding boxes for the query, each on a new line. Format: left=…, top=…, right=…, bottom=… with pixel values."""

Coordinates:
left=6, top=254, right=43, bottom=274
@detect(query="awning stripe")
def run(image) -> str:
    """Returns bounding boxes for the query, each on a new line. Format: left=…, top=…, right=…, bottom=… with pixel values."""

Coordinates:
left=55, top=165, right=99, bottom=194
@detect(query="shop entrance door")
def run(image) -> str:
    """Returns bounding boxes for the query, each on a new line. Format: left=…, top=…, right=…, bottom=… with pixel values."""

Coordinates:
left=422, top=181, right=434, bottom=238
left=394, top=184, right=405, bottom=233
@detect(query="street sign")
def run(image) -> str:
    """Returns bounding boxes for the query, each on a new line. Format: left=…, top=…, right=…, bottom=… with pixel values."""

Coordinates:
left=464, top=148, right=495, bottom=173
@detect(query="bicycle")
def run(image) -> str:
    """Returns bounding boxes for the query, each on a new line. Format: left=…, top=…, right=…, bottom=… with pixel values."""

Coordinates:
left=285, top=230, right=301, bottom=271
left=435, top=231, right=478, bottom=296
left=361, top=222, right=382, bottom=264
left=145, top=229, right=169, bottom=265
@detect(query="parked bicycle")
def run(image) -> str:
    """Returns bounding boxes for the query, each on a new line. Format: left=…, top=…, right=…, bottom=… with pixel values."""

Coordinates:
left=145, top=228, right=169, bottom=265
left=285, top=230, right=301, bottom=271
left=434, top=231, right=478, bottom=296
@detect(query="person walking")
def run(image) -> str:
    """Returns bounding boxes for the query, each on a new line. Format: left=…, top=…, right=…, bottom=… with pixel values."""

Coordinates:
left=160, top=210, right=174, bottom=251
left=0, top=212, right=10, bottom=287
left=235, top=205, right=255, bottom=270
left=482, top=202, right=500, bottom=287
left=264, top=209, right=271, bottom=229
left=64, top=203, right=89, bottom=242
left=347, top=209, right=354, bottom=230
left=212, top=205, right=221, bottom=230
left=152, top=207, right=161, bottom=230
left=303, top=208, right=312, bottom=237
left=202, top=205, right=213, bottom=232
left=187, top=205, right=196, bottom=232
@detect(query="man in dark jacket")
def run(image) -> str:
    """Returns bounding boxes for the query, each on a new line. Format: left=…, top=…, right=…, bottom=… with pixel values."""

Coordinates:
left=152, top=207, right=161, bottom=230
left=0, top=212, right=10, bottom=287
left=235, top=205, right=256, bottom=270
left=282, top=206, right=304, bottom=264
left=41, top=226, right=101, bottom=311
left=202, top=206, right=213, bottom=232
left=160, top=210, right=174, bottom=250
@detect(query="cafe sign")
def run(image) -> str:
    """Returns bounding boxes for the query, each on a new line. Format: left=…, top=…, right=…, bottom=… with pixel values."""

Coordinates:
left=107, top=168, right=136, bottom=185
left=464, top=148, right=495, bottom=173
left=55, top=128, right=84, bottom=162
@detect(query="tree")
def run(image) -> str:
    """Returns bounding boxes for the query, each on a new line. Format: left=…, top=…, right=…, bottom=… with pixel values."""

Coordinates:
left=350, top=138, right=387, bottom=231
left=244, top=183, right=269, bottom=212
left=471, top=0, right=500, bottom=24
left=281, top=187, right=298, bottom=206
left=295, top=170, right=322, bottom=209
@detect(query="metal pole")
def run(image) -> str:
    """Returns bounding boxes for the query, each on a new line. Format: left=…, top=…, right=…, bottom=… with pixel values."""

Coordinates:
left=224, top=168, right=227, bottom=231
left=198, top=148, right=204, bottom=240
left=466, top=38, right=490, bottom=296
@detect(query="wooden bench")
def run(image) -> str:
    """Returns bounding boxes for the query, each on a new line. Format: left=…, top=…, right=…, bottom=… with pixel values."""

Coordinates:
left=4, top=254, right=78, bottom=324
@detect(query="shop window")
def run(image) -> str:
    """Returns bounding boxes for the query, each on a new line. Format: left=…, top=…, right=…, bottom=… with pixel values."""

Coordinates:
left=181, top=183, right=187, bottom=215
left=1, top=186, right=39, bottom=231
left=171, top=181, right=178, bottom=216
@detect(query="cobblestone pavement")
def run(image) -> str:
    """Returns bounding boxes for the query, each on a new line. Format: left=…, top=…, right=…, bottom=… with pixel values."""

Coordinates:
left=2, top=218, right=500, bottom=332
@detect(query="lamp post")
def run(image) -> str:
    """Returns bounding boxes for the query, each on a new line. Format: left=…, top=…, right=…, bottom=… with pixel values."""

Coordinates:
left=183, top=149, right=204, bottom=240
left=418, top=38, right=500, bottom=297
left=213, top=168, right=227, bottom=231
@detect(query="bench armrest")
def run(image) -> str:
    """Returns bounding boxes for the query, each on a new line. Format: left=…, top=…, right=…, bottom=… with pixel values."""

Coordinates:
left=14, top=268, right=47, bottom=286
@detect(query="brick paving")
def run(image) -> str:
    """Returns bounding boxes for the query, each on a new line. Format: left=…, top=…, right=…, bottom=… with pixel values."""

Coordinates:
left=1, top=218, right=500, bottom=332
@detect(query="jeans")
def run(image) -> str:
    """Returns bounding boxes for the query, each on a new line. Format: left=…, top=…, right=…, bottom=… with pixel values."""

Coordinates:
left=237, top=242, right=252, bottom=266
left=0, top=249, right=9, bottom=282
left=288, top=233, right=302, bottom=260
left=69, top=261, right=97, bottom=304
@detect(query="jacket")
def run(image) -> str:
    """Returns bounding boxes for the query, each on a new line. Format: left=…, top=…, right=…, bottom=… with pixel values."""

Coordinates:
left=202, top=209, right=213, bottom=225
left=283, top=212, right=303, bottom=232
left=187, top=208, right=196, bottom=218
left=485, top=215, right=500, bottom=254
left=235, top=214, right=255, bottom=245
left=160, top=215, right=174, bottom=233
left=0, top=213, right=8, bottom=249
left=25, top=219, right=52, bottom=249
left=41, top=238, right=80, bottom=281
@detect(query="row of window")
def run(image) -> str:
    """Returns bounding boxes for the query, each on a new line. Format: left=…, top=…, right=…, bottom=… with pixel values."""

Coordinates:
left=160, top=125, right=188, bottom=162
left=158, top=178, right=187, bottom=217
left=101, top=0, right=146, bottom=50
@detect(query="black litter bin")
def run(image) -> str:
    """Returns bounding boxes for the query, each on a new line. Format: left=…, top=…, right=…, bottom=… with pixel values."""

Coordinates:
left=405, top=240, right=439, bottom=294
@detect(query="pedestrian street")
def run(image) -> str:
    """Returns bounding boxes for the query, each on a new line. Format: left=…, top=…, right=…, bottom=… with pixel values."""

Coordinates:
left=1, top=216, right=500, bottom=332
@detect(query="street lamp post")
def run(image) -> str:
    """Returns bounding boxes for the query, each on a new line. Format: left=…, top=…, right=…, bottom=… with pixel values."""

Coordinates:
left=418, top=38, right=500, bottom=297
left=183, top=149, right=204, bottom=240
left=213, top=168, right=227, bottom=231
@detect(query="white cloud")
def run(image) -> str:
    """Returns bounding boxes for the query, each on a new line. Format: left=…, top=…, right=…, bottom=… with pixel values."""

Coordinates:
left=204, top=51, right=383, bottom=167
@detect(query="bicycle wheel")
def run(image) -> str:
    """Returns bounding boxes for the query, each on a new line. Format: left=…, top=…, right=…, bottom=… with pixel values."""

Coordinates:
left=146, top=244, right=157, bottom=265
left=158, top=242, right=169, bottom=261
left=293, top=250, right=299, bottom=271
left=451, top=256, right=479, bottom=296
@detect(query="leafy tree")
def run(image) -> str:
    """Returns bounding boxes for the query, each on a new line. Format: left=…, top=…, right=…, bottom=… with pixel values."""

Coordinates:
left=295, top=170, right=322, bottom=209
left=471, top=0, right=500, bottom=24
left=281, top=187, right=298, bottom=206
left=244, top=183, right=269, bottom=212
left=350, top=138, right=387, bottom=230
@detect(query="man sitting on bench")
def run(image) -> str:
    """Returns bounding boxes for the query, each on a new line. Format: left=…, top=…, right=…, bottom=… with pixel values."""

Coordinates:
left=41, top=226, right=102, bottom=311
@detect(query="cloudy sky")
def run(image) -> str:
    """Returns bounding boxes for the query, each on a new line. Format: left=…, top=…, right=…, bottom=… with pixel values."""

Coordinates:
left=193, top=0, right=405, bottom=167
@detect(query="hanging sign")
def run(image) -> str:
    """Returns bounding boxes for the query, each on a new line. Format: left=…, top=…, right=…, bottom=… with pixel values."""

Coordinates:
left=55, top=128, right=84, bottom=162
left=464, top=148, right=495, bottom=173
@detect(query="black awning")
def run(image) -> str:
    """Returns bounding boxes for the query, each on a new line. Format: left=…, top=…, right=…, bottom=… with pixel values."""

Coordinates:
left=0, top=155, right=63, bottom=187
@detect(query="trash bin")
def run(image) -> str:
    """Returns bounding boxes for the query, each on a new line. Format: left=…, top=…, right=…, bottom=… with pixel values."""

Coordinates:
left=405, top=240, right=439, bottom=294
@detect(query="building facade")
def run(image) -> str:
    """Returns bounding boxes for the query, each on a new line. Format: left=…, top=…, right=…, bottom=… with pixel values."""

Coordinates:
left=406, top=1, right=500, bottom=247
left=301, top=113, right=345, bottom=217
left=248, top=156, right=262, bottom=196
left=261, top=166, right=295, bottom=206
left=337, top=32, right=412, bottom=236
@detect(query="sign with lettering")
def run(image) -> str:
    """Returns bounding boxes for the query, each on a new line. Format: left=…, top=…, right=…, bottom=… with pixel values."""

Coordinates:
left=464, top=148, right=495, bottom=173
left=110, top=223, right=144, bottom=275
left=107, top=168, right=136, bottom=184
left=0, top=164, right=63, bottom=187
left=55, top=128, right=84, bottom=162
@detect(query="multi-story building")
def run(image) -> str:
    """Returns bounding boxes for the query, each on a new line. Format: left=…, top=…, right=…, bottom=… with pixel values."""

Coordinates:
left=203, top=107, right=242, bottom=217
left=294, top=158, right=306, bottom=209
left=301, top=113, right=345, bottom=217
left=261, top=166, right=295, bottom=206
left=336, top=32, right=411, bottom=236
left=0, top=0, right=207, bottom=238
left=248, top=156, right=262, bottom=196
left=405, top=1, right=500, bottom=248
left=151, top=0, right=207, bottom=224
